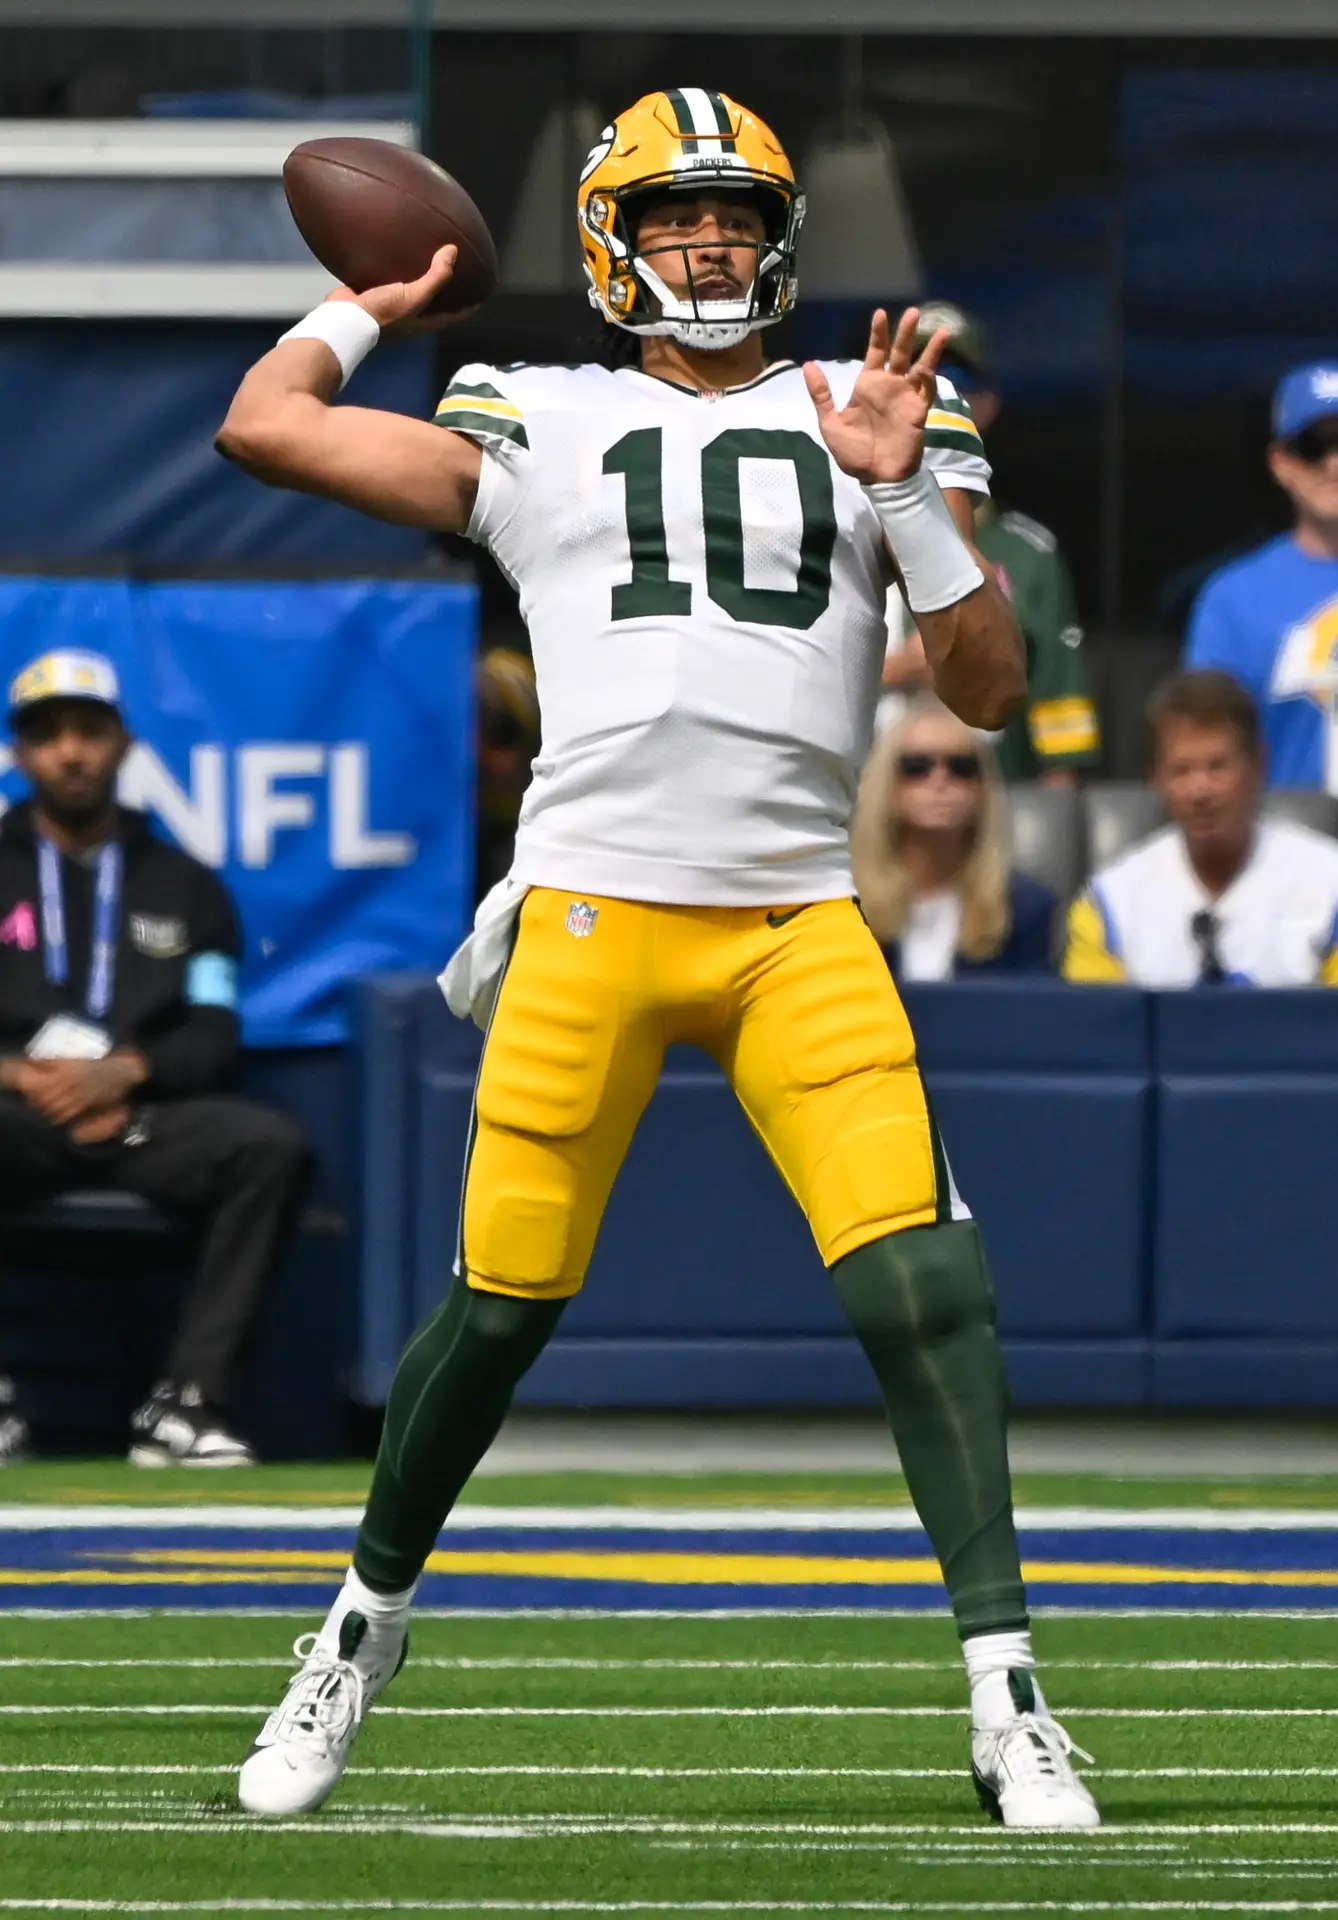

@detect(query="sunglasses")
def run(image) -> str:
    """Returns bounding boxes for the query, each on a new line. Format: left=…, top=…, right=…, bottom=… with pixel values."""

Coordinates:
left=897, top=751, right=982, bottom=782
left=1286, top=428, right=1338, bottom=466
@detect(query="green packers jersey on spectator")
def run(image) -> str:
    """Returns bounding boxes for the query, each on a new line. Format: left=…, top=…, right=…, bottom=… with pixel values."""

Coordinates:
left=973, top=502, right=1099, bottom=780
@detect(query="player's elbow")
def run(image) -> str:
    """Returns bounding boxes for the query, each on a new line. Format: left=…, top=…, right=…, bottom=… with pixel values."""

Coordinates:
left=215, top=407, right=281, bottom=476
left=968, top=670, right=1026, bottom=732
left=215, top=388, right=312, bottom=480
left=941, top=654, right=1026, bottom=731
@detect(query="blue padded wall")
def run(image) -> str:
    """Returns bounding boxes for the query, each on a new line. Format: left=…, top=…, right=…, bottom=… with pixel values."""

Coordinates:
left=906, top=977, right=1151, bottom=1341
left=352, top=978, right=1158, bottom=1410
left=1155, top=992, right=1338, bottom=1342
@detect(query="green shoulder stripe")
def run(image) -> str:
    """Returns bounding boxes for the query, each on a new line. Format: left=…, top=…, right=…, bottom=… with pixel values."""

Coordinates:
left=434, top=410, right=529, bottom=450
left=439, top=379, right=511, bottom=404
left=924, top=426, right=987, bottom=459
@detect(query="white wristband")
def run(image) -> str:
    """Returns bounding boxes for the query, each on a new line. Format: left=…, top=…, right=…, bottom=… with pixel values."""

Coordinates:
left=864, top=469, right=985, bottom=614
left=277, top=301, right=381, bottom=391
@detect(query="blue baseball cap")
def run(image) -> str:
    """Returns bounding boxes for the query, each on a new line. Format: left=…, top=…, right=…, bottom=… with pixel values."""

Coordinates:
left=1272, top=362, right=1338, bottom=442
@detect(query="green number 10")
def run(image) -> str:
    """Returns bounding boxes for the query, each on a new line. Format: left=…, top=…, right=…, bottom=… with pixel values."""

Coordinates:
left=602, top=425, right=836, bottom=632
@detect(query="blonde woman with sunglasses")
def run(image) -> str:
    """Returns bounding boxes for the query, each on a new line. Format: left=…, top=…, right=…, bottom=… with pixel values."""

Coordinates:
left=853, top=695, right=1056, bottom=979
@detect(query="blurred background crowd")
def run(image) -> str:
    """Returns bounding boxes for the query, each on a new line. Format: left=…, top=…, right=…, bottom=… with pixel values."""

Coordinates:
left=2, top=0, right=1337, bottom=1460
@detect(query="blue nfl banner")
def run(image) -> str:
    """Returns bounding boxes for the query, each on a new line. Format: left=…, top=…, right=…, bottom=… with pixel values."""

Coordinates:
left=0, top=575, right=477, bottom=1046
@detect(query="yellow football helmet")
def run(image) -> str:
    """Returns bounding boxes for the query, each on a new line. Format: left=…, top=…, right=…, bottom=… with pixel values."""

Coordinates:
left=578, top=88, right=803, bottom=350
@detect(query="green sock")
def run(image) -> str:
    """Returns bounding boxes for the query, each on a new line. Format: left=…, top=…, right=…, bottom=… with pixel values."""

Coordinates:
left=354, top=1280, right=565, bottom=1594
left=830, top=1221, right=1027, bottom=1640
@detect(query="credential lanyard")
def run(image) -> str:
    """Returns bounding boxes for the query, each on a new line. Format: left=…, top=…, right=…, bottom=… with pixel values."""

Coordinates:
left=37, top=838, right=123, bottom=1022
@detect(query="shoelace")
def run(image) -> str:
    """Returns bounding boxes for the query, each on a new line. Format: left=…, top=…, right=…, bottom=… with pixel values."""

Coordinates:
left=266, top=1633, right=365, bottom=1758
left=995, top=1713, right=1095, bottom=1791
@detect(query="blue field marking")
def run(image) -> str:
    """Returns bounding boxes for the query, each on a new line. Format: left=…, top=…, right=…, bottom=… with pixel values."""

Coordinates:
left=3, top=1515, right=1338, bottom=1611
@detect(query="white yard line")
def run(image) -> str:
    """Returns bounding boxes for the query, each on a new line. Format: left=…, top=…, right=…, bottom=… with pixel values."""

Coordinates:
left=5, top=1604, right=1338, bottom=1621
left=3, top=1816, right=1338, bottom=1838
left=3, top=1656, right=1338, bottom=1672
left=6, top=1702, right=1338, bottom=1718
left=4, top=1504, right=1338, bottom=1532
left=2, top=1763, right=1337, bottom=1780
left=2, top=1902, right=1335, bottom=1915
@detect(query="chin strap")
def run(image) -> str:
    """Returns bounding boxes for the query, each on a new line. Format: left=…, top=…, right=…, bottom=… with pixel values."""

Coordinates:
left=664, top=320, right=757, bottom=352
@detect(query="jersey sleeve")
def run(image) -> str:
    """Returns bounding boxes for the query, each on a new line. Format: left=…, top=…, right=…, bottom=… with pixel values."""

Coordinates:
left=922, top=375, right=991, bottom=497
left=433, top=363, right=531, bottom=549
left=1025, top=546, right=1100, bottom=768
left=1061, top=889, right=1128, bottom=983
left=1184, top=572, right=1256, bottom=691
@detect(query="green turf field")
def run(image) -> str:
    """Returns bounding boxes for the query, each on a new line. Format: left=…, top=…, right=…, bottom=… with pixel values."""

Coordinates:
left=5, top=1595, right=1338, bottom=1910
left=5, top=1461, right=1338, bottom=1913
left=5, top=1454, right=1338, bottom=1510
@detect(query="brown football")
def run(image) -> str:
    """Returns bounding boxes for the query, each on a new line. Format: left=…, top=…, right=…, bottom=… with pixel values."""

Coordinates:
left=283, top=136, right=497, bottom=316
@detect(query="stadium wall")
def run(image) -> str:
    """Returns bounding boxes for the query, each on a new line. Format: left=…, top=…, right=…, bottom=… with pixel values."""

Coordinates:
left=350, top=977, right=1338, bottom=1422
left=6, top=979, right=1338, bottom=1456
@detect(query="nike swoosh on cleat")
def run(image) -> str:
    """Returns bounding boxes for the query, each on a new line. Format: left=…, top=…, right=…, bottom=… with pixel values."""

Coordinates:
left=766, top=906, right=809, bottom=928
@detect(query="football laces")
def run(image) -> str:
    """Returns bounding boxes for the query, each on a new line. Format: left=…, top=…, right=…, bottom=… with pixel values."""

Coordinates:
left=995, top=1713, right=1095, bottom=1785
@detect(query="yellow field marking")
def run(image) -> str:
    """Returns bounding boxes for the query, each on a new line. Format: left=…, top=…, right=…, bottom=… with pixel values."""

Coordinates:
left=2, top=1546, right=1332, bottom=1590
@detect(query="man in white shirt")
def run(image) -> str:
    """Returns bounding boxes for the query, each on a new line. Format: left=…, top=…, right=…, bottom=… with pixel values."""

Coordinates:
left=1064, top=670, right=1338, bottom=986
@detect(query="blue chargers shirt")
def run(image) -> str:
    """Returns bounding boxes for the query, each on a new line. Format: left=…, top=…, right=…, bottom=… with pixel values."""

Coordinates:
left=1185, top=535, right=1338, bottom=790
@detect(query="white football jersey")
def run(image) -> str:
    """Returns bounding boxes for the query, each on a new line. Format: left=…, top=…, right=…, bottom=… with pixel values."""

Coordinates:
left=437, top=358, right=990, bottom=905
left=1070, top=818, right=1338, bottom=987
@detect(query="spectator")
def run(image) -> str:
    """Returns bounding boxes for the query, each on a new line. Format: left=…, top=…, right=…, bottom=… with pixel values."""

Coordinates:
left=1185, top=361, right=1338, bottom=790
left=1064, top=669, right=1338, bottom=986
left=881, top=302, right=1100, bottom=786
left=0, top=651, right=309, bottom=1466
left=852, top=694, right=1057, bottom=980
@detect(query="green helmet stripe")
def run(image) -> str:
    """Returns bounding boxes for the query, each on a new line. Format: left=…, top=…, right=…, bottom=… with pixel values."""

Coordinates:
left=705, top=90, right=738, bottom=150
left=664, top=88, right=699, bottom=152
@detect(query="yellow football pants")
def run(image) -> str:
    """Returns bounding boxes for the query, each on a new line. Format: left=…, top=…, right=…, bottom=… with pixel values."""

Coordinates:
left=460, top=889, right=954, bottom=1297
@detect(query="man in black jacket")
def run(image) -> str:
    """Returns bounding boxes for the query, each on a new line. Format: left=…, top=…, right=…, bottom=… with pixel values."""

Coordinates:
left=0, top=650, right=309, bottom=1465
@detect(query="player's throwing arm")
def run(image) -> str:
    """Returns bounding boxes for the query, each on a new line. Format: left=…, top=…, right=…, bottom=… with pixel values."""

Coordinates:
left=805, top=306, right=1025, bottom=730
left=216, top=239, right=482, bottom=532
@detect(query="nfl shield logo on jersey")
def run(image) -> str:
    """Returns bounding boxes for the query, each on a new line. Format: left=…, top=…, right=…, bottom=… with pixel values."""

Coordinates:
left=565, top=900, right=598, bottom=938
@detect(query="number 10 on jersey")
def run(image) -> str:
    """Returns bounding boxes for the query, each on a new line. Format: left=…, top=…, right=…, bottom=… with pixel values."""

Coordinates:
left=603, top=426, right=837, bottom=631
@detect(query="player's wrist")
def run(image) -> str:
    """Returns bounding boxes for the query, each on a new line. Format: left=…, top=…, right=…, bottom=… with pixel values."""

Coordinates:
left=277, top=301, right=381, bottom=391
left=864, top=470, right=985, bottom=614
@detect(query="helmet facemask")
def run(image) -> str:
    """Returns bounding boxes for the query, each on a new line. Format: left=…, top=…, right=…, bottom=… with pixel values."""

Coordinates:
left=582, top=177, right=803, bottom=353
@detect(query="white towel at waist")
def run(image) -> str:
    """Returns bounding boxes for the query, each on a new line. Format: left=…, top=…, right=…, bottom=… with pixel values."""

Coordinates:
left=438, top=875, right=529, bottom=1029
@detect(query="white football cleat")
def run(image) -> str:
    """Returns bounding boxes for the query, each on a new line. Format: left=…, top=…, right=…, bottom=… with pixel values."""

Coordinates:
left=237, top=1608, right=408, bottom=1816
left=972, top=1683, right=1100, bottom=1830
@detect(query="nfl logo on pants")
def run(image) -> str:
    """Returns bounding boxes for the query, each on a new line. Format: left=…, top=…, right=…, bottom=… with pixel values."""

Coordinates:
left=565, top=900, right=598, bottom=938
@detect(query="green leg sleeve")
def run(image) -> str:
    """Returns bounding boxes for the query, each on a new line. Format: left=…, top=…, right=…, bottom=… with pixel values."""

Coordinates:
left=354, top=1280, right=565, bottom=1593
left=830, top=1220, right=1027, bottom=1640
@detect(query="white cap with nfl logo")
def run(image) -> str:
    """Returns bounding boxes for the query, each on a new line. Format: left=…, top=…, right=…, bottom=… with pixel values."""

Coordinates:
left=7, top=649, right=122, bottom=727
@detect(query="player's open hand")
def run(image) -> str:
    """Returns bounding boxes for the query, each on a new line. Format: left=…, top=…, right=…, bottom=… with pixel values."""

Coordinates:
left=804, top=307, right=949, bottom=485
left=325, top=245, right=471, bottom=336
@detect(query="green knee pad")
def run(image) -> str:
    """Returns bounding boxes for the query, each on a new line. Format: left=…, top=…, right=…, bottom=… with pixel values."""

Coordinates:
left=354, top=1280, right=565, bottom=1594
left=831, top=1221, right=1027, bottom=1639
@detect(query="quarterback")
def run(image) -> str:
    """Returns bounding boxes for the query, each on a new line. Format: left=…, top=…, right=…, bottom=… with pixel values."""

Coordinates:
left=219, top=89, right=1097, bottom=1831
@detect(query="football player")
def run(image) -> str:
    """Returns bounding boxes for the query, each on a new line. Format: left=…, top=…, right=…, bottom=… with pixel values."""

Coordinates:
left=219, top=89, right=1098, bottom=1832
